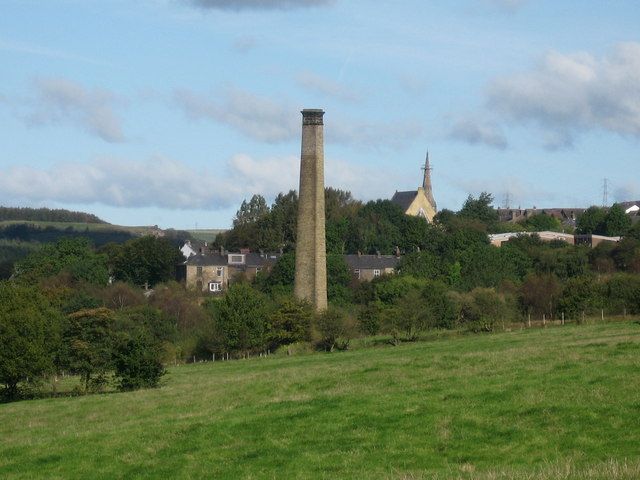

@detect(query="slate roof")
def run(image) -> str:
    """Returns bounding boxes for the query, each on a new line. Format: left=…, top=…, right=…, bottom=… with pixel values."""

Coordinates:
left=390, top=190, right=418, bottom=212
left=344, top=254, right=400, bottom=270
left=184, top=252, right=281, bottom=267
left=497, top=208, right=586, bottom=224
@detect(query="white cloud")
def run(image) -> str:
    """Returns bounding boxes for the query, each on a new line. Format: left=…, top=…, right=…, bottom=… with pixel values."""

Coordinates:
left=328, top=118, right=422, bottom=149
left=296, top=71, right=360, bottom=103
left=174, top=88, right=298, bottom=143
left=21, top=77, right=126, bottom=142
left=0, top=157, right=239, bottom=209
left=0, top=153, right=402, bottom=210
left=186, top=0, right=333, bottom=11
left=227, top=154, right=299, bottom=197
left=487, top=43, right=640, bottom=144
left=448, top=117, right=508, bottom=149
left=174, top=87, right=421, bottom=149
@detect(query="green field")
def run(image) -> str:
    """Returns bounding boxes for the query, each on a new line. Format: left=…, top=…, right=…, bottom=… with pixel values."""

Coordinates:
left=1, top=321, right=640, bottom=479
left=187, top=229, right=227, bottom=243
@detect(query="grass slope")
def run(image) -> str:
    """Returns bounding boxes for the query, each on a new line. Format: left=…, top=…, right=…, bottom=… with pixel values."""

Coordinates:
left=1, top=322, right=640, bottom=479
left=0, top=220, right=158, bottom=235
left=186, top=229, right=227, bottom=243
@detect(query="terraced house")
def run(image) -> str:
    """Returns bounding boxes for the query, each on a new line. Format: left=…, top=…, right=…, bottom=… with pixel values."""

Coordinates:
left=181, top=249, right=281, bottom=293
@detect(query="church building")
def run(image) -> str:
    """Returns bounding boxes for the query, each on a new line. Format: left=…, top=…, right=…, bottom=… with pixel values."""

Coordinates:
left=390, top=152, right=437, bottom=222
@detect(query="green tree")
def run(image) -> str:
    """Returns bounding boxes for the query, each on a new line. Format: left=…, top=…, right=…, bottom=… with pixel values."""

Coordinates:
left=259, top=252, right=295, bottom=294
left=267, top=297, right=312, bottom=349
left=576, top=206, right=607, bottom=234
left=558, top=276, right=603, bottom=319
left=205, top=283, right=270, bottom=355
left=519, top=274, right=561, bottom=318
left=13, top=237, right=108, bottom=285
left=59, top=307, right=115, bottom=392
left=112, top=328, right=166, bottom=391
left=150, top=282, right=207, bottom=333
left=0, top=283, right=62, bottom=399
left=109, top=236, right=183, bottom=287
left=611, top=238, right=640, bottom=272
left=327, top=254, right=352, bottom=303
left=347, top=200, right=405, bottom=254
left=522, top=213, right=562, bottom=232
left=398, top=251, right=449, bottom=281
left=458, top=192, right=498, bottom=229
left=605, top=273, right=640, bottom=314
left=602, top=204, right=632, bottom=236
left=233, top=194, right=269, bottom=227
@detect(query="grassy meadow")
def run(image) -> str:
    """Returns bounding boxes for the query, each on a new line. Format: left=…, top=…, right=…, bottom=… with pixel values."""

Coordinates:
left=1, top=321, right=640, bottom=479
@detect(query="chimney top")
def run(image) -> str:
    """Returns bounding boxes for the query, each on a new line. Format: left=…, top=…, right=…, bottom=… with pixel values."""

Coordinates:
left=301, top=109, right=324, bottom=125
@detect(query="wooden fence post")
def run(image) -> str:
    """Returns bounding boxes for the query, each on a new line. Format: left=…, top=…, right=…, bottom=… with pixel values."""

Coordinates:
left=561, top=312, right=565, bottom=325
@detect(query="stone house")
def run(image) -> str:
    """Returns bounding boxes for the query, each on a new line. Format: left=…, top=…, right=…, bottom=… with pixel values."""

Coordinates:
left=344, top=253, right=400, bottom=281
left=181, top=250, right=281, bottom=293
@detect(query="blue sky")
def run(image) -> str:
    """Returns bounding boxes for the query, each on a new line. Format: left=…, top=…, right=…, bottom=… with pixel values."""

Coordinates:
left=1, top=0, right=639, bottom=228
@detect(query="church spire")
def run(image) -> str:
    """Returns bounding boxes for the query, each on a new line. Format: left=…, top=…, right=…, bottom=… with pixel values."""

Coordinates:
left=421, top=151, right=436, bottom=209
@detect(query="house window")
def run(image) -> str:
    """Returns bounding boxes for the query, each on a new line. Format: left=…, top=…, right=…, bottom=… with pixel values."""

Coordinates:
left=209, top=282, right=222, bottom=292
left=216, top=267, right=224, bottom=277
left=373, top=269, right=381, bottom=277
left=196, top=266, right=203, bottom=277
left=228, top=254, right=245, bottom=265
left=354, top=269, right=360, bottom=279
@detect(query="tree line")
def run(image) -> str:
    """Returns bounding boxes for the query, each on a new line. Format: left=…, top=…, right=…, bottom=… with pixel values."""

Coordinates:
left=2, top=191, right=640, bottom=402
left=0, top=206, right=106, bottom=224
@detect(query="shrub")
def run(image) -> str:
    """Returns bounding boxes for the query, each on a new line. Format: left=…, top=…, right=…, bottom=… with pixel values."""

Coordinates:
left=558, top=276, right=604, bottom=319
left=204, top=282, right=270, bottom=355
left=383, top=289, right=430, bottom=344
left=313, top=308, right=355, bottom=352
left=267, top=298, right=312, bottom=349
left=450, top=288, right=514, bottom=332
left=605, top=273, right=640, bottom=314
left=358, top=304, right=381, bottom=336
left=112, top=330, right=166, bottom=391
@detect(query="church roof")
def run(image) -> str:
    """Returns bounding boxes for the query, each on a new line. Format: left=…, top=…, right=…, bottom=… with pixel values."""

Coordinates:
left=390, top=190, right=418, bottom=212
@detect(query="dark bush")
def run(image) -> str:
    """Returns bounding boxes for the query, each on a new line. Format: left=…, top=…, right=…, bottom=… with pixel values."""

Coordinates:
left=112, top=331, right=166, bottom=391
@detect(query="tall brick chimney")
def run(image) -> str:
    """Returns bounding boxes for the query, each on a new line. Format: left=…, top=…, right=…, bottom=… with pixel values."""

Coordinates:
left=294, top=109, right=327, bottom=311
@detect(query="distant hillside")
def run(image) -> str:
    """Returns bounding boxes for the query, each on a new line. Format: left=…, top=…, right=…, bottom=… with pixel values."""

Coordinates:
left=0, top=220, right=195, bottom=279
left=186, top=229, right=227, bottom=243
left=0, top=206, right=107, bottom=224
